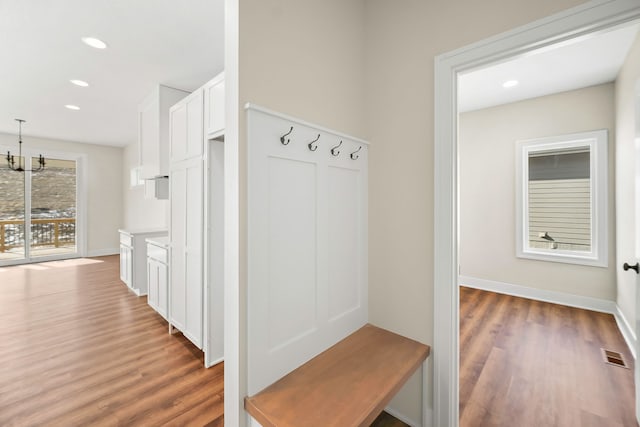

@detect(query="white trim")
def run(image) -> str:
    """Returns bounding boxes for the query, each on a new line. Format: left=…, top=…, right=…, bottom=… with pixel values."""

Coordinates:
left=224, top=1, right=241, bottom=426
left=434, top=2, right=640, bottom=426
left=515, top=130, right=608, bottom=267
left=204, top=355, right=224, bottom=369
left=384, top=406, right=428, bottom=427
left=87, top=248, right=119, bottom=257
left=459, top=275, right=637, bottom=359
left=244, top=103, right=369, bottom=146
left=460, top=275, right=615, bottom=314
left=615, top=305, right=637, bottom=360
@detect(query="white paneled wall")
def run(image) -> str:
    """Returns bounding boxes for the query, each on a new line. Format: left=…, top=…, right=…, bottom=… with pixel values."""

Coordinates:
left=246, top=105, right=368, bottom=394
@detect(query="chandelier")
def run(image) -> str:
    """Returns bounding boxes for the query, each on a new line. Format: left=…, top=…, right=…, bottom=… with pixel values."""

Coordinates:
left=6, top=119, right=45, bottom=172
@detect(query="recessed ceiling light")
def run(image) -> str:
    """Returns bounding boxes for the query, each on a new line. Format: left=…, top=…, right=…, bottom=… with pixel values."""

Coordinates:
left=502, top=79, right=519, bottom=88
left=81, top=37, right=107, bottom=49
left=70, top=79, right=89, bottom=87
left=65, top=105, right=80, bottom=110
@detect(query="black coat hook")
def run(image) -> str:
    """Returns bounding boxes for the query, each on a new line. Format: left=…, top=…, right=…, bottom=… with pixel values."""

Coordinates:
left=308, top=134, right=320, bottom=151
left=331, top=140, right=342, bottom=156
left=350, top=146, right=362, bottom=160
left=280, top=126, right=293, bottom=145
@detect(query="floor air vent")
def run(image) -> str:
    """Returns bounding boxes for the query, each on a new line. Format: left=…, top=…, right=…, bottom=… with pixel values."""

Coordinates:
left=601, top=348, right=629, bottom=369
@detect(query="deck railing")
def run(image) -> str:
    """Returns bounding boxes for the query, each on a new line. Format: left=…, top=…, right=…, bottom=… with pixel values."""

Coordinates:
left=0, top=218, right=76, bottom=253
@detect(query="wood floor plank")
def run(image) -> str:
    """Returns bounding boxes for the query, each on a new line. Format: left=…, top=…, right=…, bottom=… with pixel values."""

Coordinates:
left=0, top=255, right=224, bottom=426
left=460, top=286, right=637, bottom=427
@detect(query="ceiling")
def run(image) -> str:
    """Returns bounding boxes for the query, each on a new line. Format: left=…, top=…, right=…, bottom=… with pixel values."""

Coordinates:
left=0, top=0, right=224, bottom=147
left=458, top=23, right=640, bottom=113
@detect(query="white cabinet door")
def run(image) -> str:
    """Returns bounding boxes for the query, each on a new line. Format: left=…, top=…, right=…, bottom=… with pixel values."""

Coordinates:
left=204, top=74, right=225, bottom=138
left=170, top=157, right=204, bottom=348
left=147, top=256, right=169, bottom=320
left=139, top=95, right=159, bottom=179
left=170, top=167, right=187, bottom=332
left=170, top=91, right=203, bottom=164
left=139, top=85, right=189, bottom=180
left=147, top=257, right=159, bottom=311
left=157, top=261, right=168, bottom=319
left=120, top=244, right=132, bottom=287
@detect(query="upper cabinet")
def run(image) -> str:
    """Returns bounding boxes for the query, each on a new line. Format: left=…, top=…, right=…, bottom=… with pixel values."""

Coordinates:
left=138, top=85, right=190, bottom=179
left=170, top=90, right=204, bottom=163
left=204, top=72, right=225, bottom=139
left=170, top=71, right=225, bottom=163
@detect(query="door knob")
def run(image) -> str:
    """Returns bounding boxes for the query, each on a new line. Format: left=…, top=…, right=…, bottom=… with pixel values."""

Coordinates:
left=623, top=262, right=639, bottom=274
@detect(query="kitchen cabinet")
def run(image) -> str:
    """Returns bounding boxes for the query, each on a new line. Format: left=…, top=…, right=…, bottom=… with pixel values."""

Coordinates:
left=169, top=90, right=203, bottom=164
left=138, top=85, right=189, bottom=180
left=146, top=237, right=169, bottom=320
left=169, top=91, right=205, bottom=349
left=168, top=71, right=224, bottom=364
left=204, top=72, right=225, bottom=139
left=118, top=229, right=167, bottom=296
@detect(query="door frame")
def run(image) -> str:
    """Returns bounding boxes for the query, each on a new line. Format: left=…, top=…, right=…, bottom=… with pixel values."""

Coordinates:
left=433, top=1, right=640, bottom=426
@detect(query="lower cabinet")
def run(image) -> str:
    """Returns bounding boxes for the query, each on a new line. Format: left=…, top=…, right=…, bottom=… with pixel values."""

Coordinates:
left=147, top=237, right=169, bottom=320
left=118, top=229, right=167, bottom=296
left=119, top=244, right=132, bottom=287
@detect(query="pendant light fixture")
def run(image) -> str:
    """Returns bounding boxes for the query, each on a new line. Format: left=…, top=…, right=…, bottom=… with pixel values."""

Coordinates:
left=5, top=119, right=45, bottom=172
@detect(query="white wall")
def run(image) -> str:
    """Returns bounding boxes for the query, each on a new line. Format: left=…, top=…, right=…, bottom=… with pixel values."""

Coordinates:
left=0, top=132, right=123, bottom=255
left=616, top=32, right=640, bottom=334
left=121, top=142, right=168, bottom=230
left=364, top=0, right=588, bottom=423
left=459, top=83, right=616, bottom=301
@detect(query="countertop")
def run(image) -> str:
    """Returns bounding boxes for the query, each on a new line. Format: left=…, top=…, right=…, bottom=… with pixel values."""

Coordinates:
left=146, top=236, right=170, bottom=248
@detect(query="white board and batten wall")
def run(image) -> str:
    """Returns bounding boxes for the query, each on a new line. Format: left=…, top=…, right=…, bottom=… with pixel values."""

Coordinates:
left=246, top=104, right=369, bottom=396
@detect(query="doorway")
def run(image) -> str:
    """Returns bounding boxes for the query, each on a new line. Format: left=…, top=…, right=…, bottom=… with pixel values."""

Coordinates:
left=433, top=2, right=640, bottom=426
left=0, top=149, right=85, bottom=266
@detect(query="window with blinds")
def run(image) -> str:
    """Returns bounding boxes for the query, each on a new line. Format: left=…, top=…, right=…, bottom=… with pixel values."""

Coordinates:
left=528, top=150, right=591, bottom=252
left=516, top=130, right=607, bottom=267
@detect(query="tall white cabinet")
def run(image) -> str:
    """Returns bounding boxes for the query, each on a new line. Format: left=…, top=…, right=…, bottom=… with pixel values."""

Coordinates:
left=168, top=72, right=225, bottom=364
left=169, top=90, right=205, bottom=348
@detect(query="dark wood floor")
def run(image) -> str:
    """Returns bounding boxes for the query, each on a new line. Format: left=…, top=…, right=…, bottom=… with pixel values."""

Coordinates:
left=0, top=256, right=224, bottom=426
left=460, top=286, right=637, bottom=427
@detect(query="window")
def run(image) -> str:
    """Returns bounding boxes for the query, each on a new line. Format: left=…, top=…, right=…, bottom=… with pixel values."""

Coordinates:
left=130, top=166, right=144, bottom=187
left=516, top=130, right=607, bottom=267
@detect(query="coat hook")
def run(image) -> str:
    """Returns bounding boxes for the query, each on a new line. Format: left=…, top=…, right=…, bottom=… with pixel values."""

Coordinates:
left=280, top=126, right=293, bottom=145
left=331, top=140, right=343, bottom=156
left=350, top=146, right=362, bottom=160
left=308, top=134, right=320, bottom=151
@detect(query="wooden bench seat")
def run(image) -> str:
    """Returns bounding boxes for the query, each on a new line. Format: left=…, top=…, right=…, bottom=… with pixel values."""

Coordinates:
left=244, top=324, right=431, bottom=427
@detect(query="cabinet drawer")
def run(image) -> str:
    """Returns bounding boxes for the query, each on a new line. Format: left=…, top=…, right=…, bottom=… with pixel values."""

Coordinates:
left=147, top=244, right=168, bottom=264
left=120, top=233, right=132, bottom=247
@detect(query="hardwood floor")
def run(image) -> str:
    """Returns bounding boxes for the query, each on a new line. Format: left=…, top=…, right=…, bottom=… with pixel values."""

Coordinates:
left=460, top=286, right=637, bottom=427
left=0, top=256, right=224, bottom=426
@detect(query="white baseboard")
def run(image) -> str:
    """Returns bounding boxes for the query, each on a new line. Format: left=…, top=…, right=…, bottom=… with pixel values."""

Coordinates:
left=460, top=275, right=636, bottom=359
left=384, top=406, right=427, bottom=427
left=614, top=305, right=637, bottom=360
left=87, top=248, right=119, bottom=257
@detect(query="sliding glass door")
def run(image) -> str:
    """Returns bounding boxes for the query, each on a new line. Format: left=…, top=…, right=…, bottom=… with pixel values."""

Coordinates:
left=0, top=151, right=83, bottom=265
left=30, top=158, right=77, bottom=258
left=0, top=157, right=25, bottom=261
